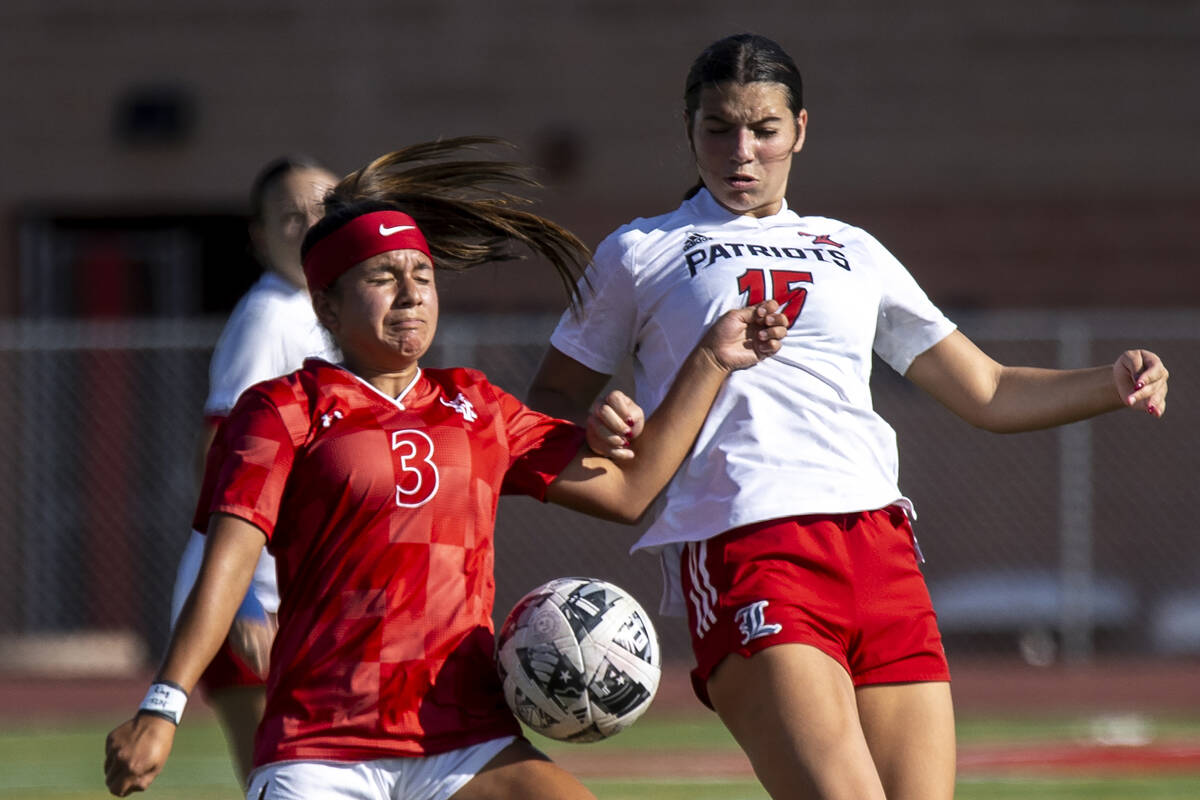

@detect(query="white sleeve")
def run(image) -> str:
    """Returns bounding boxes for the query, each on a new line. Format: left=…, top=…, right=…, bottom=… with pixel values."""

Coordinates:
left=867, top=232, right=957, bottom=374
left=170, top=530, right=277, bottom=627
left=251, top=551, right=280, bottom=614
left=548, top=231, right=640, bottom=375
left=203, top=304, right=287, bottom=416
left=169, top=530, right=206, bottom=628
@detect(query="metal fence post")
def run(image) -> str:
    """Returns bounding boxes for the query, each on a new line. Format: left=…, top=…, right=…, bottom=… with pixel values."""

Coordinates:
left=1058, top=315, right=1094, bottom=662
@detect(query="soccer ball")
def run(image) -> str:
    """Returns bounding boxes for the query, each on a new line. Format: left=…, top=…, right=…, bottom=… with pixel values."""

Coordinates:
left=495, top=577, right=661, bottom=742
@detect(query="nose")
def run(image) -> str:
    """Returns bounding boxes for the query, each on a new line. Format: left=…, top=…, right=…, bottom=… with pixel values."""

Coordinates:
left=731, top=129, right=754, bottom=164
left=393, top=273, right=422, bottom=307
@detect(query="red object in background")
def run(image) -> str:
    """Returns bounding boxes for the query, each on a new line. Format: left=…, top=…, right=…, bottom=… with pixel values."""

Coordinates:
left=78, top=235, right=136, bottom=626
left=77, top=235, right=134, bottom=317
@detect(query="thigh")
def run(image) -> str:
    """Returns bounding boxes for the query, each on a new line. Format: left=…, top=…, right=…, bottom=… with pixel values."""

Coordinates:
left=450, top=739, right=595, bottom=800
left=856, top=681, right=955, bottom=800
left=707, top=643, right=886, bottom=800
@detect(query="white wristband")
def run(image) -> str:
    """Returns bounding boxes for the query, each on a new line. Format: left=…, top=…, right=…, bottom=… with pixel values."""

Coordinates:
left=138, top=681, right=188, bottom=725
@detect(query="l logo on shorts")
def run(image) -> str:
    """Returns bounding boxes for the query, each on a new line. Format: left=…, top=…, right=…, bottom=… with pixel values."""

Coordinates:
left=735, top=600, right=782, bottom=645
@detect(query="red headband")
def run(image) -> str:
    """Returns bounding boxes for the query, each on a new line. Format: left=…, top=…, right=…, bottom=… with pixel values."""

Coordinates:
left=303, top=210, right=432, bottom=292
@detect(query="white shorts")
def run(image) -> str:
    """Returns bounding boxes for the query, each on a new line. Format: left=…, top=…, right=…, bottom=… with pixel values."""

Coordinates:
left=245, top=736, right=516, bottom=800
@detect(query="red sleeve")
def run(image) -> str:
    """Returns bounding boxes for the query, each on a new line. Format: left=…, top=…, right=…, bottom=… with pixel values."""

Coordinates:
left=192, top=387, right=297, bottom=540
left=494, top=385, right=586, bottom=500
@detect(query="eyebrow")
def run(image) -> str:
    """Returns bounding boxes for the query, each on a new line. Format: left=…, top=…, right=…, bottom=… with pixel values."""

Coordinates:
left=701, top=112, right=785, bottom=125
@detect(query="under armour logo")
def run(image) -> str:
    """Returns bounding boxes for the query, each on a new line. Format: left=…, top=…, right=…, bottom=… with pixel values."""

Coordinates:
left=321, top=410, right=344, bottom=428
left=439, top=392, right=477, bottom=422
left=734, top=600, right=782, bottom=645
left=682, top=231, right=711, bottom=253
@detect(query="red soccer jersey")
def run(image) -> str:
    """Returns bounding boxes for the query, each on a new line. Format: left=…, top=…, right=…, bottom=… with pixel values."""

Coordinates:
left=193, top=359, right=585, bottom=765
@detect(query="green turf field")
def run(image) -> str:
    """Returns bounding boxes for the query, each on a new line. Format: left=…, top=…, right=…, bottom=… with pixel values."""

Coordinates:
left=4, top=714, right=1199, bottom=799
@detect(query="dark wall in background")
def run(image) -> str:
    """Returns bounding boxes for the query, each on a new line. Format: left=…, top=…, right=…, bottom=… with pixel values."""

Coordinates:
left=1, top=1, right=1197, bottom=315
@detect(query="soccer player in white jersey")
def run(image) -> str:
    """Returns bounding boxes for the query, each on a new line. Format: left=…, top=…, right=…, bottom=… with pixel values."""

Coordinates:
left=104, top=139, right=788, bottom=800
left=528, top=34, right=1170, bottom=800
left=169, top=156, right=337, bottom=784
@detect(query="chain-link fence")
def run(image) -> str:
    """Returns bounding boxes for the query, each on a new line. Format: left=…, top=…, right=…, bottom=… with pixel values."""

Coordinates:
left=0, top=310, right=1196, bottom=669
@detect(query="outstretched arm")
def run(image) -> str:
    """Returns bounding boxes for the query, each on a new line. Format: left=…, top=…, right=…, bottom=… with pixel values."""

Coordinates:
left=104, top=514, right=264, bottom=797
left=905, top=329, right=1168, bottom=433
left=545, top=302, right=786, bottom=522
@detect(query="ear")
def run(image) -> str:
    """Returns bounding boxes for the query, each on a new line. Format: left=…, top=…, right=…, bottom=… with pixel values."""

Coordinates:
left=683, top=108, right=696, bottom=154
left=311, top=289, right=338, bottom=334
left=792, top=108, right=808, bottom=154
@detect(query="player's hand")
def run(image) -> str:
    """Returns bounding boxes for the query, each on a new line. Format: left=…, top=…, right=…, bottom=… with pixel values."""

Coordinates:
left=1113, top=349, right=1168, bottom=418
left=585, top=390, right=644, bottom=461
left=229, top=612, right=278, bottom=680
left=700, top=300, right=787, bottom=372
left=103, top=715, right=176, bottom=796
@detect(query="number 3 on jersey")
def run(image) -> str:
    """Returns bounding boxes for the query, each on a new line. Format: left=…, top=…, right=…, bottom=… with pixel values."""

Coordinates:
left=737, top=268, right=813, bottom=327
left=391, top=429, right=439, bottom=507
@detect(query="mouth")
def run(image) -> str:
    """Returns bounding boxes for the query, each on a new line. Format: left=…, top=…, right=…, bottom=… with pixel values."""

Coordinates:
left=726, top=173, right=757, bottom=191
left=387, top=317, right=425, bottom=331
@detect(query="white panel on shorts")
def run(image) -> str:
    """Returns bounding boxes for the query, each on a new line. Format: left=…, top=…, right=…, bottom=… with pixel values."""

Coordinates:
left=245, top=736, right=515, bottom=800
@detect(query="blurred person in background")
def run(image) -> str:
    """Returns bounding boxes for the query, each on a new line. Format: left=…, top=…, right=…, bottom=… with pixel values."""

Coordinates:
left=170, top=155, right=338, bottom=784
left=104, top=138, right=788, bottom=799
left=527, top=33, right=1170, bottom=800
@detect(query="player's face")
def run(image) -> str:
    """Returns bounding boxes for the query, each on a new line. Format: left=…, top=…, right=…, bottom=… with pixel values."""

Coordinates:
left=688, top=81, right=806, bottom=218
left=321, top=249, right=439, bottom=373
left=253, top=167, right=337, bottom=289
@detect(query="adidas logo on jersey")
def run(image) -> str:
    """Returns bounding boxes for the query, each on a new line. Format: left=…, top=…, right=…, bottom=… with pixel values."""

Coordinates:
left=681, top=231, right=711, bottom=253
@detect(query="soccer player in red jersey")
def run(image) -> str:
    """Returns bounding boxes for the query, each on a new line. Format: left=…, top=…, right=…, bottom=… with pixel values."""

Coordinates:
left=104, top=140, right=788, bottom=800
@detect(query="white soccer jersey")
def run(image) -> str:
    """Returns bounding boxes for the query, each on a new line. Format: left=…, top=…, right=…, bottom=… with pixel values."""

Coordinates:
left=550, top=189, right=956, bottom=614
left=204, top=272, right=337, bottom=417
left=172, top=271, right=337, bottom=624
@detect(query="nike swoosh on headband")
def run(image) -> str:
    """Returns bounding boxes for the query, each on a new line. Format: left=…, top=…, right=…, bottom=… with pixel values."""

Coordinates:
left=379, top=224, right=416, bottom=236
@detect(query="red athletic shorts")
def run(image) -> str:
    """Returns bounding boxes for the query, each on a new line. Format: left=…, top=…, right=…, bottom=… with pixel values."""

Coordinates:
left=197, top=639, right=262, bottom=694
left=680, top=507, right=950, bottom=708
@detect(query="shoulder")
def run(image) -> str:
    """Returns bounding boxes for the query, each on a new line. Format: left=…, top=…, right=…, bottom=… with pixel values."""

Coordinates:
left=238, top=358, right=343, bottom=410
left=608, top=203, right=692, bottom=243
left=781, top=212, right=866, bottom=237
left=597, top=200, right=699, bottom=266
left=238, top=274, right=312, bottom=321
left=218, top=276, right=312, bottom=343
left=802, top=213, right=887, bottom=244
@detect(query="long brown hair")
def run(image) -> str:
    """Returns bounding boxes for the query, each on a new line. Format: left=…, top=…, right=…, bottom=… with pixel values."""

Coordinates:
left=307, top=137, right=590, bottom=304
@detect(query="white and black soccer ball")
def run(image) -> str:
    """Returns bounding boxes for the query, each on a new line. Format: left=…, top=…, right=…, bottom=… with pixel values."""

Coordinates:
left=495, top=577, right=661, bottom=742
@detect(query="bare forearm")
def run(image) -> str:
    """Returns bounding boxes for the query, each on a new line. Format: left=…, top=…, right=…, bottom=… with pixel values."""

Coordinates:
left=907, top=330, right=1146, bottom=433
left=159, top=579, right=243, bottom=691
left=547, top=346, right=728, bottom=521
left=980, top=365, right=1123, bottom=432
left=157, top=516, right=261, bottom=690
left=544, top=302, right=785, bottom=521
